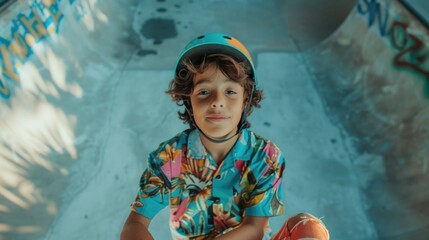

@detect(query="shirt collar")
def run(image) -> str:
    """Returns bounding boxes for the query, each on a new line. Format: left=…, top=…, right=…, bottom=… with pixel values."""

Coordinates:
left=186, top=128, right=253, bottom=167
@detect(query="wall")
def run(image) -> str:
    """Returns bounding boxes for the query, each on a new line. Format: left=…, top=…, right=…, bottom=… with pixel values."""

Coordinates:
left=0, top=0, right=139, bottom=239
left=306, top=0, right=429, bottom=238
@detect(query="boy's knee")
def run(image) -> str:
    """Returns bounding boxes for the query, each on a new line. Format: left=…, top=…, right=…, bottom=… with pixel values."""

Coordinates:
left=287, top=212, right=319, bottom=230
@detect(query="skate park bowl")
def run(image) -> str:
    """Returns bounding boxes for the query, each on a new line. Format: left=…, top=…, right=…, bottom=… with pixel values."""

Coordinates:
left=0, top=0, right=428, bottom=239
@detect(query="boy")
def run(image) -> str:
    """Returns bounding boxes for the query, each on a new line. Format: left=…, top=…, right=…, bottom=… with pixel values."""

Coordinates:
left=121, top=33, right=329, bottom=240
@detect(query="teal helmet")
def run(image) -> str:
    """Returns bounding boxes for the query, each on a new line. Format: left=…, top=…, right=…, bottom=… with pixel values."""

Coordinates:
left=174, top=32, right=258, bottom=89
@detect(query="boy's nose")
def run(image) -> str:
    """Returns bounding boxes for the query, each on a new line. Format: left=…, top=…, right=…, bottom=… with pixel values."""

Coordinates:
left=211, top=103, right=224, bottom=108
left=211, top=93, right=224, bottom=108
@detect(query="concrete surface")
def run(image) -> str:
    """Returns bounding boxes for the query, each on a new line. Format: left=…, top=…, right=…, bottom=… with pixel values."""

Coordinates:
left=0, top=0, right=428, bottom=240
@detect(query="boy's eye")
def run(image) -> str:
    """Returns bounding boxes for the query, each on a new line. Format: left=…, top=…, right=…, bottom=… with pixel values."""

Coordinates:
left=197, top=90, right=209, bottom=95
left=226, top=90, right=237, bottom=95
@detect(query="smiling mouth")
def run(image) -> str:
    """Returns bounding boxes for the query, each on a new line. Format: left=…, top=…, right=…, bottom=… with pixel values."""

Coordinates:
left=206, top=116, right=229, bottom=122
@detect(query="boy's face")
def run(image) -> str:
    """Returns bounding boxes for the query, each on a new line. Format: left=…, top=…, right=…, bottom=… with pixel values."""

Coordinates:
left=190, top=64, right=245, bottom=139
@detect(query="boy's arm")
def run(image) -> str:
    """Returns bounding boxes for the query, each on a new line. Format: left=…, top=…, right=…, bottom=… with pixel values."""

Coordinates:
left=120, top=211, right=154, bottom=240
left=215, top=216, right=268, bottom=240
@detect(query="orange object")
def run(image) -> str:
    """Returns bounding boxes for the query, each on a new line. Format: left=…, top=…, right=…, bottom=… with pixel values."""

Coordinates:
left=272, top=215, right=330, bottom=240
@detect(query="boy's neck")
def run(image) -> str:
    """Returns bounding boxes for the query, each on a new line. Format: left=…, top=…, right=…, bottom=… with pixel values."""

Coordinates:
left=199, top=130, right=241, bottom=165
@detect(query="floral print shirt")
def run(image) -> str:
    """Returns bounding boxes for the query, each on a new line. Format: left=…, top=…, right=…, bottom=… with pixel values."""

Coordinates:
left=130, top=128, right=285, bottom=239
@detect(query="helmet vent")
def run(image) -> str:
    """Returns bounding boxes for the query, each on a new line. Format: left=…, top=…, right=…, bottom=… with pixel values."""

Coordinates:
left=223, top=35, right=232, bottom=40
left=197, top=35, right=205, bottom=39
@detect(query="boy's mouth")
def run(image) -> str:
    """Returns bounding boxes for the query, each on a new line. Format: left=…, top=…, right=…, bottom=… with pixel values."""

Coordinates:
left=206, top=115, right=229, bottom=122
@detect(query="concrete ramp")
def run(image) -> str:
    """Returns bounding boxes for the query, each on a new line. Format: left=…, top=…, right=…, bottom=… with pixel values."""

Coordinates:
left=306, top=0, right=429, bottom=239
left=0, top=0, right=140, bottom=239
left=1, top=0, right=427, bottom=240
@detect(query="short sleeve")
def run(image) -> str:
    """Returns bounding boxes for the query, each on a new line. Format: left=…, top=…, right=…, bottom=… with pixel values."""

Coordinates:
left=130, top=151, right=169, bottom=219
left=244, top=143, right=285, bottom=217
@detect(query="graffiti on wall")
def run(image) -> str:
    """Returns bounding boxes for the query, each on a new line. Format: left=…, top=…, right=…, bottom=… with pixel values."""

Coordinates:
left=389, top=21, right=429, bottom=80
left=357, top=0, right=429, bottom=88
left=357, top=0, right=390, bottom=36
left=0, top=0, right=73, bottom=99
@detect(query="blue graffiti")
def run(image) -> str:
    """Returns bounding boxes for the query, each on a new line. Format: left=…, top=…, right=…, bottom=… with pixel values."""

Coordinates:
left=0, top=0, right=72, bottom=99
left=0, top=37, right=11, bottom=98
left=357, top=0, right=390, bottom=36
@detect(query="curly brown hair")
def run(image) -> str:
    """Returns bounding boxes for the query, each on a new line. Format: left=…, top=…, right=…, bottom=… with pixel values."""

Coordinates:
left=166, top=53, right=264, bottom=129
